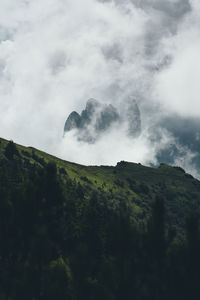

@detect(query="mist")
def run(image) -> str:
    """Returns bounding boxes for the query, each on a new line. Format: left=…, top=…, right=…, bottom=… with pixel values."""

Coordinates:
left=0, top=0, right=200, bottom=177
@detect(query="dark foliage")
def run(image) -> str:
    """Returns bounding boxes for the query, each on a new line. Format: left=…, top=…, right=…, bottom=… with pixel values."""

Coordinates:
left=59, top=167, right=67, bottom=175
left=21, top=150, right=31, bottom=158
left=32, top=151, right=46, bottom=166
left=80, top=176, right=92, bottom=184
left=114, top=179, right=124, bottom=187
left=4, top=140, right=19, bottom=160
left=0, top=144, right=200, bottom=299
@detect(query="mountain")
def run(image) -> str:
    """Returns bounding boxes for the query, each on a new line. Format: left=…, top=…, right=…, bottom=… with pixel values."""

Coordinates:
left=64, top=100, right=200, bottom=177
left=1, top=137, right=200, bottom=299
left=64, top=98, right=141, bottom=142
left=0, top=137, right=200, bottom=235
left=1, top=137, right=199, bottom=235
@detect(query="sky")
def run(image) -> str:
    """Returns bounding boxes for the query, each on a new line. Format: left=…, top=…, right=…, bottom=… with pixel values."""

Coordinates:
left=0, top=0, right=200, bottom=177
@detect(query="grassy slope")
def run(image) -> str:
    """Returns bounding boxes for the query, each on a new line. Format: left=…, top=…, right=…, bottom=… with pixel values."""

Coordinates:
left=1, top=137, right=200, bottom=235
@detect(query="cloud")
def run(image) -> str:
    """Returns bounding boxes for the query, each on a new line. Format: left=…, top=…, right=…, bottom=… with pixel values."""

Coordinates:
left=59, top=126, right=157, bottom=166
left=154, top=29, right=200, bottom=117
left=0, top=0, right=200, bottom=177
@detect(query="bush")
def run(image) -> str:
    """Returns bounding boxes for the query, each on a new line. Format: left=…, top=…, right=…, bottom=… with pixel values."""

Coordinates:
left=116, top=161, right=127, bottom=168
left=42, top=257, right=73, bottom=300
left=4, top=140, right=19, bottom=160
left=59, top=167, right=67, bottom=175
left=114, top=179, right=124, bottom=188
left=32, top=151, right=46, bottom=166
left=80, top=176, right=92, bottom=184
left=140, top=183, right=150, bottom=194
left=21, top=150, right=31, bottom=157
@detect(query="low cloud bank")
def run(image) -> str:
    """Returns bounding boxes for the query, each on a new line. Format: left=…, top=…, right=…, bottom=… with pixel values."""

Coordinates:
left=0, top=0, right=200, bottom=177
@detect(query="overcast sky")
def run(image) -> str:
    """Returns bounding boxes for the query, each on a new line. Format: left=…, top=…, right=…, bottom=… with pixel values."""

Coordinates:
left=0, top=0, right=200, bottom=176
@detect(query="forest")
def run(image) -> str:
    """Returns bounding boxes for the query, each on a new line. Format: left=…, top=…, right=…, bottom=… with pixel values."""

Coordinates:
left=0, top=139, right=200, bottom=299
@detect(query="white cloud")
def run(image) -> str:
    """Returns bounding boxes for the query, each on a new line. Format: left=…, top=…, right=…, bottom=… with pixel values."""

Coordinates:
left=0, top=0, right=148, bottom=148
left=154, top=12, right=200, bottom=117
left=60, top=127, right=158, bottom=166
left=0, top=0, right=200, bottom=178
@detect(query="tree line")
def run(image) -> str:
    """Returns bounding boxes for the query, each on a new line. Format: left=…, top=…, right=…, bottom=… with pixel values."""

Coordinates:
left=0, top=141, right=200, bottom=299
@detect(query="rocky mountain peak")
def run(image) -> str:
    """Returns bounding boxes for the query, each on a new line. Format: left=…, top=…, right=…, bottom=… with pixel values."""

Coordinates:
left=64, top=98, right=142, bottom=142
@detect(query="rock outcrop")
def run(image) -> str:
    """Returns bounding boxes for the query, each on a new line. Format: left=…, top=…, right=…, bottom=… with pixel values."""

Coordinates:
left=64, top=111, right=81, bottom=132
left=64, top=98, right=141, bottom=142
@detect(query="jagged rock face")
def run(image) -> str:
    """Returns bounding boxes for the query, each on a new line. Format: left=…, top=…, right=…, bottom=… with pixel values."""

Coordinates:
left=64, top=98, right=141, bottom=142
left=64, top=111, right=81, bottom=132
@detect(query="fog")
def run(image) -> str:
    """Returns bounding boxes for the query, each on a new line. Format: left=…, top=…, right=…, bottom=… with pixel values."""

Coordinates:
left=0, top=0, right=200, bottom=177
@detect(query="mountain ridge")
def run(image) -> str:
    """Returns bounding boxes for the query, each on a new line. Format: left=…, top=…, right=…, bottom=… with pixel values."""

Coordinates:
left=64, top=98, right=141, bottom=142
left=1, top=136, right=200, bottom=237
left=1, top=137, right=200, bottom=299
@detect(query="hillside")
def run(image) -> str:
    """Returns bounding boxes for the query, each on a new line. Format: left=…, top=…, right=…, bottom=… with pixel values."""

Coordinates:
left=1, top=137, right=200, bottom=300
left=0, top=137, right=199, bottom=235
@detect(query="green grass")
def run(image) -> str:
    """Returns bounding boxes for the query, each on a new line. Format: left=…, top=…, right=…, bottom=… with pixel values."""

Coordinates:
left=1, top=137, right=200, bottom=235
